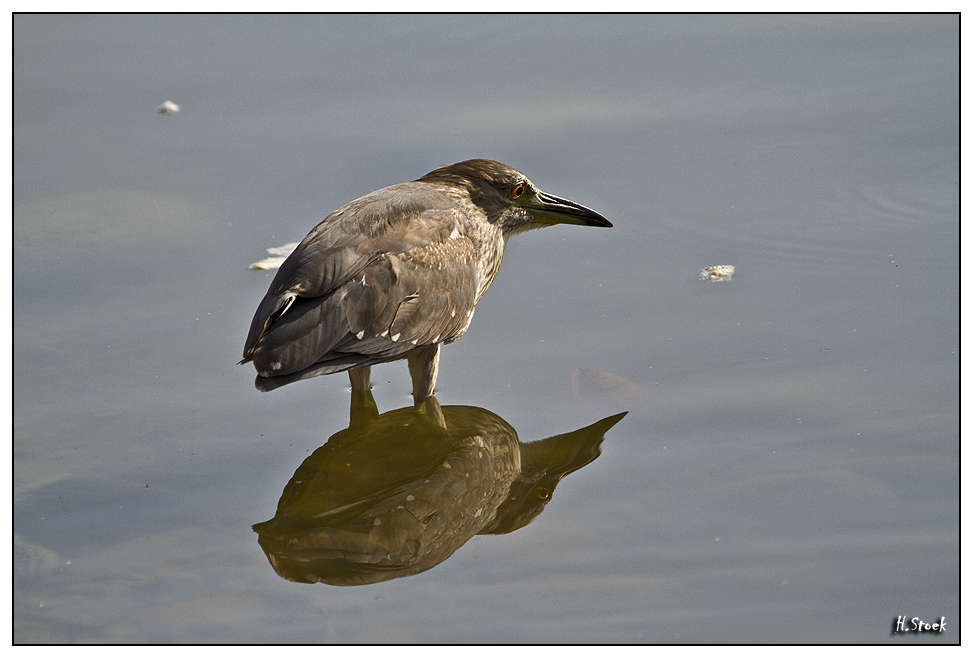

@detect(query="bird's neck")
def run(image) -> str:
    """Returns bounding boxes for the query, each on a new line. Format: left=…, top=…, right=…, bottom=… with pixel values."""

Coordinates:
left=476, top=232, right=505, bottom=303
left=464, top=215, right=505, bottom=304
left=443, top=187, right=508, bottom=303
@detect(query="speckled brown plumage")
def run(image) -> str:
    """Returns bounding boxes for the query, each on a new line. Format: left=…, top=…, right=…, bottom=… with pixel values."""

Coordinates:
left=241, top=159, right=611, bottom=398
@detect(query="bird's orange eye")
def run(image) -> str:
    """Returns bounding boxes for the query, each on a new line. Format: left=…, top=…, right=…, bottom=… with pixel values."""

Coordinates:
left=510, top=183, right=525, bottom=200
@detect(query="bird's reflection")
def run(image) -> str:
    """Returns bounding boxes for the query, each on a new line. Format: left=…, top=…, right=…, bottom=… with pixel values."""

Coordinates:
left=253, top=391, right=626, bottom=586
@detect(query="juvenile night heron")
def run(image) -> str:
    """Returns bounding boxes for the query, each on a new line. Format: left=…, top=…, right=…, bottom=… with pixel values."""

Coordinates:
left=241, top=159, right=611, bottom=398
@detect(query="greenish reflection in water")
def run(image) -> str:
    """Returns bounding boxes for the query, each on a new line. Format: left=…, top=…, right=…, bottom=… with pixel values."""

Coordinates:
left=254, top=391, right=626, bottom=586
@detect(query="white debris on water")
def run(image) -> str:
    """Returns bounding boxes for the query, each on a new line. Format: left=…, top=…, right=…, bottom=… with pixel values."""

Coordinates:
left=249, top=242, right=299, bottom=270
left=157, top=100, right=180, bottom=115
left=700, top=265, right=735, bottom=282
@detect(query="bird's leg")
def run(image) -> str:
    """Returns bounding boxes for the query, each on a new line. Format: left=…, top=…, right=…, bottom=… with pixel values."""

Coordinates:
left=414, top=395, right=447, bottom=430
left=349, top=386, right=379, bottom=429
left=408, top=344, right=440, bottom=401
left=348, top=366, right=371, bottom=392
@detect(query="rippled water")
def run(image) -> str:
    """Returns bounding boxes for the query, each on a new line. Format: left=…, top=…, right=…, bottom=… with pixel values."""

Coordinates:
left=14, top=14, right=957, bottom=644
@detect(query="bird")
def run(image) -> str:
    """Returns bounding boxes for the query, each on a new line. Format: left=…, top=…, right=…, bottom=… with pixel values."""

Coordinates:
left=241, top=159, right=611, bottom=399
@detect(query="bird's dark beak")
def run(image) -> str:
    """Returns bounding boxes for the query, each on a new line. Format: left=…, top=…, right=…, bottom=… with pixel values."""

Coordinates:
left=526, top=191, right=612, bottom=228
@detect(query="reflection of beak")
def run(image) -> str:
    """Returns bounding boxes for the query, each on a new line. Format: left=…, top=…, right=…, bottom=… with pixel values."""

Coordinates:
left=526, top=191, right=613, bottom=228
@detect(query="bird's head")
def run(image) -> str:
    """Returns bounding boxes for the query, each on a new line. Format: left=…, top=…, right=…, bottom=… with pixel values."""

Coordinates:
left=418, top=159, right=612, bottom=236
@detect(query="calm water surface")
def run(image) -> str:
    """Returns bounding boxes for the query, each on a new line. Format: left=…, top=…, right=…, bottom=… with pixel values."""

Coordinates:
left=13, top=14, right=958, bottom=643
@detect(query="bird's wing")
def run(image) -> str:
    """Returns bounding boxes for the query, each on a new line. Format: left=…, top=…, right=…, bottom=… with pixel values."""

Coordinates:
left=243, top=184, right=479, bottom=384
left=244, top=191, right=422, bottom=356
left=341, top=231, right=478, bottom=352
left=243, top=185, right=455, bottom=358
left=249, top=231, right=479, bottom=387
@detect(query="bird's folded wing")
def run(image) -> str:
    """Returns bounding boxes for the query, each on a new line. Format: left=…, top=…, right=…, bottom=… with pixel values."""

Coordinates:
left=244, top=192, right=478, bottom=382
